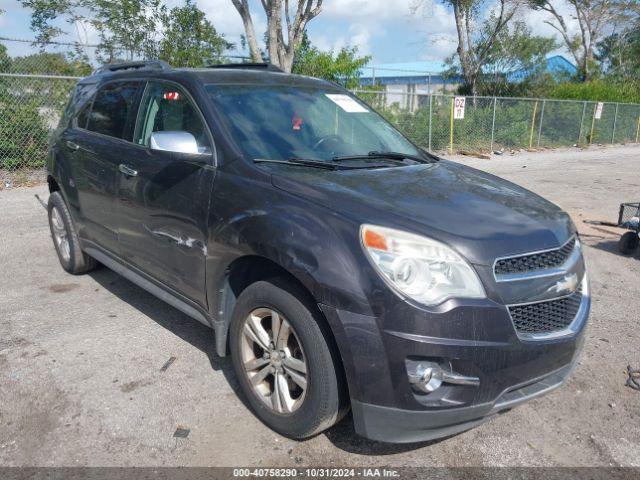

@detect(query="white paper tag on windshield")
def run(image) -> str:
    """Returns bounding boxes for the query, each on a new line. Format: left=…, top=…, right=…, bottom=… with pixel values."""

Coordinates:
left=325, top=94, right=369, bottom=113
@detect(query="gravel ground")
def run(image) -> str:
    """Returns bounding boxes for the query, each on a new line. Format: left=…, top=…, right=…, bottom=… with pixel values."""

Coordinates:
left=0, top=144, right=639, bottom=467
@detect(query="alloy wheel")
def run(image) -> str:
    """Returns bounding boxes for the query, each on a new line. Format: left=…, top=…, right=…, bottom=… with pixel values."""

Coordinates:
left=51, top=206, right=71, bottom=262
left=240, top=308, right=308, bottom=414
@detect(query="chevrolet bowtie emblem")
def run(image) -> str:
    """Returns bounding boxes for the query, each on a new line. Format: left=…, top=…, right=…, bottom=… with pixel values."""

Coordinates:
left=555, top=273, right=578, bottom=294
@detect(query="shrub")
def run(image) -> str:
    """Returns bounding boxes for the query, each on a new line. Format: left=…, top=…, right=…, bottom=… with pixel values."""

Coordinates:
left=0, top=79, right=56, bottom=170
left=545, top=80, right=640, bottom=104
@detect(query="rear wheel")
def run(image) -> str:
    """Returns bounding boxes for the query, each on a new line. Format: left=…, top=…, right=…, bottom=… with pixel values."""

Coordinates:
left=48, top=191, right=98, bottom=274
left=618, top=231, right=639, bottom=255
left=229, top=278, right=347, bottom=439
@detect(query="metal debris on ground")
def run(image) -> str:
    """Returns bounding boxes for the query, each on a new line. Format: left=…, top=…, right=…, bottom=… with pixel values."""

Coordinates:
left=626, top=365, right=640, bottom=391
left=160, top=356, right=177, bottom=372
left=34, top=194, right=47, bottom=210
left=173, top=426, right=190, bottom=438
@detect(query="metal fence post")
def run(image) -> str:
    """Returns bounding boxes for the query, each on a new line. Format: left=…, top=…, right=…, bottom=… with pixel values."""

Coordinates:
left=611, top=103, right=619, bottom=144
left=537, top=99, right=546, bottom=148
left=577, top=101, right=587, bottom=145
left=529, top=101, right=539, bottom=149
left=490, top=97, right=497, bottom=153
left=449, top=96, right=455, bottom=154
left=428, top=94, right=433, bottom=151
left=589, top=103, right=598, bottom=144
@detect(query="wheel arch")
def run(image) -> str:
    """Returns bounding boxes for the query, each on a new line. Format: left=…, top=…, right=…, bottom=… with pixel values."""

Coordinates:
left=214, top=254, right=351, bottom=413
left=47, top=175, right=61, bottom=193
left=214, top=255, right=322, bottom=356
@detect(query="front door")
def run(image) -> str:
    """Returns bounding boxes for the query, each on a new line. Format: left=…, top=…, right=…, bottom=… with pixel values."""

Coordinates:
left=117, top=80, right=215, bottom=306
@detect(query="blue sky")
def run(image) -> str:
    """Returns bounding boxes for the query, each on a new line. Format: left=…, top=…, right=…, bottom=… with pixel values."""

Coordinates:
left=0, top=0, right=570, bottom=64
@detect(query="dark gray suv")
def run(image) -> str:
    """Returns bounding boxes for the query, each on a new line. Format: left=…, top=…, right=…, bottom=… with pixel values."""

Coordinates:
left=46, top=61, right=589, bottom=443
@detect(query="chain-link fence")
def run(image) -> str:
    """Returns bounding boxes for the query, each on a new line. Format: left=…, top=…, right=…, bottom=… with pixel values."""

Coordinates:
left=354, top=90, right=640, bottom=154
left=2, top=37, right=640, bottom=188
left=0, top=73, right=80, bottom=183
left=0, top=37, right=94, bottom=188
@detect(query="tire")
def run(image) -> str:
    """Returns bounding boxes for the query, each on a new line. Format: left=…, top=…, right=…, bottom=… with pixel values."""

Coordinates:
left=618, top=231, right=639, bottom=255
left=229, top=277, right=348, bottom=439
left=47, top=191, right=98, bottom=274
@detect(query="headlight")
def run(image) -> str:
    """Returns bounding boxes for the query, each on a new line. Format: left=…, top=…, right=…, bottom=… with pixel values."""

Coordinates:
left=360, top=224, right=486, bottom=306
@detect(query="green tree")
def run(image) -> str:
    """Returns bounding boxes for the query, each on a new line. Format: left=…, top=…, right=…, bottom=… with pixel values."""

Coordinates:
left=18, top=0, right=92, bottom=46
left=92, top=0, right=166, bottom=62
left=158, top=0, right=232, bottom=67
left=291, top=33, right=370, bottom=88
left=9, top=52, right=91, bottom=76
left=474, top=20, right=558, bottom=95
left=596, top=3, right=640, bottom=80
left=412, top=0, right=522, bottom=96
left=527, top=0, right=633, bottom=81
left=0, top=43, right=10, bottom=72
left=19, top=0, right=165, bottom=62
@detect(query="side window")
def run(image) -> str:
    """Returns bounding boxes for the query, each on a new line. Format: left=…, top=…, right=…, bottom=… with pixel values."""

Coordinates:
left=134, top=82, right=211, bottom=153
left=87, top=81, right=142, bottom=140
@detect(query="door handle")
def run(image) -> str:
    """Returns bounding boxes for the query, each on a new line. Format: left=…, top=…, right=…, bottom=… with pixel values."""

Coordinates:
left=119, top=164, right=138, bottom=177
left=66, top=140, right=80, bottom=151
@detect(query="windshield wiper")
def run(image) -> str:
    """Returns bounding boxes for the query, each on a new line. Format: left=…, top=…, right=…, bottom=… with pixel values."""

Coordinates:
left=254, top=158, right=340, bottom=170
left=254, top=157, right=401, bottom=171
left=332, top=151, right=437, bottom=164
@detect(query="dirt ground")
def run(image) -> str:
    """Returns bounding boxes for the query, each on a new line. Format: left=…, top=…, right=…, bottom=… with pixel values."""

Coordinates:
left=0, top=144, right=639, bottom=467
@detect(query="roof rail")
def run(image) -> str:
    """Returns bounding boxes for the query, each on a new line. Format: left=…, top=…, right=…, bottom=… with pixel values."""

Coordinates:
left=93, top=60, right=171, bottom=75
left=207, top=62, right=283, bottom=73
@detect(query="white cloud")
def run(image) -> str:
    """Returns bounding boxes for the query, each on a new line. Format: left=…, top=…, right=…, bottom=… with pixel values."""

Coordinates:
left=323, top=0, right=414, bottom=21
left=313, top=22, right=373, bottom=55
left=407, top=1, right=458, bottom=61
left=309, top=0, right=420, bottom=57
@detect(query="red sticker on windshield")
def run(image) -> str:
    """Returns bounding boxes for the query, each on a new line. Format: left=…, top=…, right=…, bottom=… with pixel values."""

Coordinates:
left=292, top=115, right=303, bottom=131
left=163, top=92, right=181, bottom=101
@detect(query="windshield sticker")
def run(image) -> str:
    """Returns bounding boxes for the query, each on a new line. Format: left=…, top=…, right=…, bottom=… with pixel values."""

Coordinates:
left=325, top=94, right=369, bottom=113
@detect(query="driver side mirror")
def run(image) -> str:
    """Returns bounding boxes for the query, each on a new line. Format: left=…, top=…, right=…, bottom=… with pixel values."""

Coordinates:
left=150, top=131, right=204, bottom=155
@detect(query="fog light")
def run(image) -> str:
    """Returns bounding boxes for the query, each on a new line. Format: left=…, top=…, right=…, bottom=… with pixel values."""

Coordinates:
left=407, top=361, right=481, bottom=394
left=408, top=362, right=444, bottom=393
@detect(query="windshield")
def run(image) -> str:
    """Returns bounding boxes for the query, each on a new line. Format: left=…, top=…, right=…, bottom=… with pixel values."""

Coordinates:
left=205, top=84, right=423, bottom=162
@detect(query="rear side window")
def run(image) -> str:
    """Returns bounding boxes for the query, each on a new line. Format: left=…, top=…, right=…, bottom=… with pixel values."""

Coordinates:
left=87, top=81, right=142, bottom=141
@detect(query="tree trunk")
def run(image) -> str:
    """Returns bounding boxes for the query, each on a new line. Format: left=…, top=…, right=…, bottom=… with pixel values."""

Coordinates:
left=231, top=0, right=262, bottom=61
left=231, top=0, right=322, bottom=71
left=452, top=1, right=474, bottom=94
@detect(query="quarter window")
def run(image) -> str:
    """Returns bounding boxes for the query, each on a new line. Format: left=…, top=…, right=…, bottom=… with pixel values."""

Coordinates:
left=87, top=81, right=142, bottom=140
left=76, top=101, right=91, bottom=129
left=134, top=82, right=211, bottom=153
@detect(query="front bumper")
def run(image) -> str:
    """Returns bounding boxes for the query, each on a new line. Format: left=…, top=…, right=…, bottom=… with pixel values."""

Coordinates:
left=319, top=285, right=589, bottom=443
left=352, top=363, right=575, bottom=443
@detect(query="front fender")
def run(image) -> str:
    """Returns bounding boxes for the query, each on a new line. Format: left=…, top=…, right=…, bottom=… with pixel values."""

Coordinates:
left=204, top=170, right=380, bottom=355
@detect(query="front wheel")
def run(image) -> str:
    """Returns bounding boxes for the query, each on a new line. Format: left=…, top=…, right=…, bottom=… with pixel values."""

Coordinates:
left=229, top=278, right=347, bottom=439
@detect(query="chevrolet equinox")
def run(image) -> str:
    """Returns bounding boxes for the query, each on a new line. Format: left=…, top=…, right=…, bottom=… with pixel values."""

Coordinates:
left=46, top=61, right=590, bottom=443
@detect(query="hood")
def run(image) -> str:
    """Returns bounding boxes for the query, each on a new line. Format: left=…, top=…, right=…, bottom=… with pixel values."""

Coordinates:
left=270, top=160, right=575, bottom=265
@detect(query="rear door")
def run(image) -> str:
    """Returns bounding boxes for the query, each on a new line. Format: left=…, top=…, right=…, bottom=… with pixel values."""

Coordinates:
left=117, top=80, right=215, bottom=305
left=72, top=80, right=143, bottom=255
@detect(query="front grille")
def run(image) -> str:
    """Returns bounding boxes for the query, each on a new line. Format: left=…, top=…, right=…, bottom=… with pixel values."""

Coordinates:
left=508, top=286, right=582, bottom=335
left=495, top=237, right=576, bottom=276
